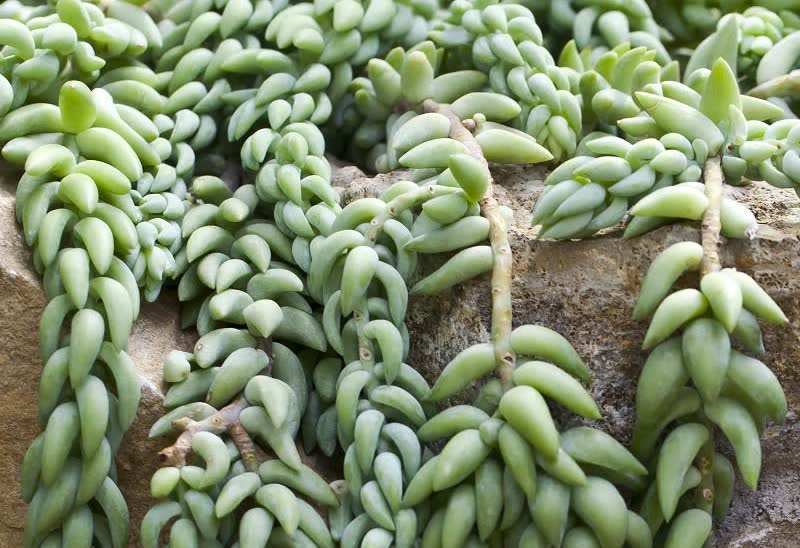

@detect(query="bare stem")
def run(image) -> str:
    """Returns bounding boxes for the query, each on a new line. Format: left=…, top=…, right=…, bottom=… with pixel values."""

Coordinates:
left=258, top=337, right=274, bottom=368
left=696, top=155, right=726, bottom=512
left=747, top=69, right=800, bottom=99
left=159, top=398, right=254, bottom=468
left=229, top=422, right=261, bottom=472
left=420, top=99, right=515, bottom=387
left=701, top=155, right=723, bottom=276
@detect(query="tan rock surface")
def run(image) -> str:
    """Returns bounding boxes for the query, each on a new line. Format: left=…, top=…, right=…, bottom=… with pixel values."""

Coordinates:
left=1, top=162, right=798, bottom=546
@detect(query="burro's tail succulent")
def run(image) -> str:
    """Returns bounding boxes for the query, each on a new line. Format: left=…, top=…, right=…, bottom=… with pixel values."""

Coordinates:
left=628, top=155, right=787, bottom=547
left=0, top=0, right=794, bottom=545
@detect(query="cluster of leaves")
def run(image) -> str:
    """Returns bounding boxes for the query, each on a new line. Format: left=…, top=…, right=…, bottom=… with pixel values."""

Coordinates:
left=0, top=0, right=797, bottom=546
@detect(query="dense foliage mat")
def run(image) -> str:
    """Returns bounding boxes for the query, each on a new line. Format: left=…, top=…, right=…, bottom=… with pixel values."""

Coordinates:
left=2, top=0, right=798, bottom=545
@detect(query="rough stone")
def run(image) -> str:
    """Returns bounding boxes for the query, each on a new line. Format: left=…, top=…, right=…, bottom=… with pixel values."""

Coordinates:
left=1, top=162, right=798, bottom=546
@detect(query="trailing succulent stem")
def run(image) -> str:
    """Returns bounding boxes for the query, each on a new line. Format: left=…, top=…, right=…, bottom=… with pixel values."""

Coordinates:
left=630, top=141, right=788, bottom=545
left=420, top=98, right=515, bottom=385
left=695, top=154, right=724, bottom=515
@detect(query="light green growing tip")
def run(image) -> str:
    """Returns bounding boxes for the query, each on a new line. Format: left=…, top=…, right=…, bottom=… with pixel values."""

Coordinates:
left=699, top=57, right=741, bottom=125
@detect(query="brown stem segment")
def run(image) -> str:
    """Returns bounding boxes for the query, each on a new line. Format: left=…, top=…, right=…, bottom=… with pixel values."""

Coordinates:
left=696, top=155, right=725, bottom=512
left=420, top=99, right=515, bottom=387
left=159, top=398, right=258, bottom=470
left=701, top=155, right=723, bottom=276
left=229, top=422, right=261, bottom=472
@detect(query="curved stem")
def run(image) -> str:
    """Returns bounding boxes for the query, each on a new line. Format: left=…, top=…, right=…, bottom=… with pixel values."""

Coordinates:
left=159, top=398, right=258, bottom=469
left=419, top=99, right=516, bottom=388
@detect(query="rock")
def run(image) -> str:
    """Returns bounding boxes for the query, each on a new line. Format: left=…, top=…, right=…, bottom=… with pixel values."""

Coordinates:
left=1, top=162, right=798, bottom=546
